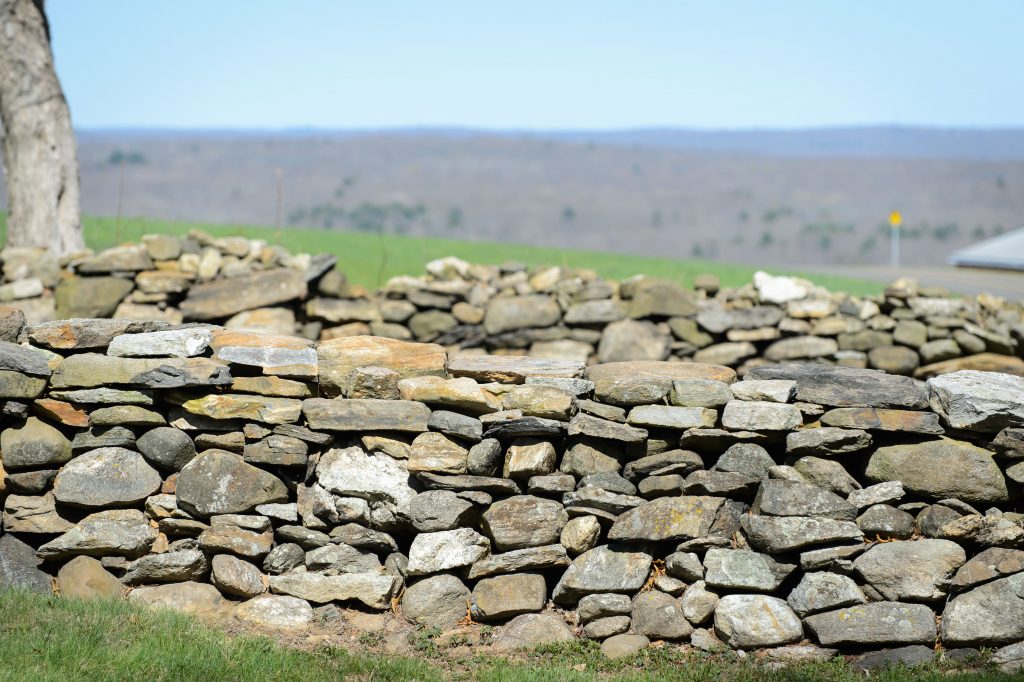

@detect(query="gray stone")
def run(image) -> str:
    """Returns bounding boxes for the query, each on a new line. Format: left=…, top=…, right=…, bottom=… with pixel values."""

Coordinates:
left=3, top=492, right=73, bottom=533
left=483, top=295, right=562, bottom=335
left=749, top=363, right=929, bottom=409
left=128, top=581, right=229, bottom=617
left=263, top=543, right=305, bottom=575
left=721, top=400, right=802, bottom=431
left=703, top=548, right=795, bottom=592
left=857, top=504, right=915, bottom=540
left=711, top=443, right=775, bottom=480
left=866, top=438, right=1011, bottom=504
left=467, top=544, right=570, bottom=580
left=492, top=612, right=575, bottom=651
left=481, top=495, right=568, bottom=551
left=785, top=427, right=872, bottom=456
left=316, top=446, right=417, bottom=519
left=177, top=449, right=288, bottom=516
left=928, top=370, right=1024, bottom=433
left=406, top=528, right=490, bottom=576
left=578, top=593, right=633, bottom=622
left=552, top=545, right=652, bottom=604
left=951, top=547, right=1024, bottom=590
left=713, top=595, right=802, bottom=648
left=234, top=595, right=314, bottom=629
left=409, top=490, right=476, bottom=532
left=627, top=405, right=716, bottom=430
left=853, top=539, right=965, bottom=602
left=568, top=413, right=647, bottom=443
left=37, top=509, right=158, bottom=560
left=428, top=410, right=483, bottom=442
left=597, top=319, right=671, bottom=363
left=849, top=481, right=905, bottom=509
left=136, top=427, right=196, bottom=471
left=472, top=573, right=547, bottom=621
left=402, top=573, right=472, bottom=629
left=669, top=379, right=733, bottom=408
left=631, top=590, right=692, bottom=640
left=787, top=572, right=866, bottom=616
left=742, top=514, right=864, bottom=553
left=123, top=549, right=209, bottom=585
left=942, top=572, right=1024, bottom=646
left=681, top=580, right=719, bottom=625
left=805, top=602, right=937, bottom=646
left=211, top=554, right=267, bottom=598
left=107, top=328, right=212, bottom=358
left=269, top=571, right=399, bottom=609
left=53, top=447, right=161, bottom=508
left=608, top=496, right=726, bottom=542
left=0, top=534, right=52, bottom=592
left=1, top=416, right=72, bottom=471
left=792, top=457, right=862, bottom=496
left=754, top=480, right=857, bottom=520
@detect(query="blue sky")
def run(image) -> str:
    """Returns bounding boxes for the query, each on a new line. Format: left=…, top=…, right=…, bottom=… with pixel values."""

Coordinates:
left=50, top=1, right=1024, bottom=130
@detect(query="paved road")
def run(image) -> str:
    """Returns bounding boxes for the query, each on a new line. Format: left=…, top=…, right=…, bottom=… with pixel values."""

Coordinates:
left=806, top=265, right=1024, bottom=300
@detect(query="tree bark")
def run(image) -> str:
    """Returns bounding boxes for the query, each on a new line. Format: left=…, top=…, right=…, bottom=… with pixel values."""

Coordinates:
left=0, top=0, right=84, bottom=256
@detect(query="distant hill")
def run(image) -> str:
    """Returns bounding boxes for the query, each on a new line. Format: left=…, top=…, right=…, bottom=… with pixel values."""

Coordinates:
left=4, top=126, right=1023, bottom=268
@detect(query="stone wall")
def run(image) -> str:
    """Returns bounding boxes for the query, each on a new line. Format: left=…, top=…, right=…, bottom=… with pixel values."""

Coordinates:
left=3, top=316, right=1024, bottom=664
left=2, top=232, right=1023, bottom=382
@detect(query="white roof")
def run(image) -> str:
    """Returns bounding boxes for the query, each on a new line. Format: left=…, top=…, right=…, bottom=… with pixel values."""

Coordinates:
left=949, top=227, right=1024, bottom=271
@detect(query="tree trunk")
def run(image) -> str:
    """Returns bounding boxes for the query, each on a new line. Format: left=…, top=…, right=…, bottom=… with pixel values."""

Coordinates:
left=0, top=0, right=83, bottom=256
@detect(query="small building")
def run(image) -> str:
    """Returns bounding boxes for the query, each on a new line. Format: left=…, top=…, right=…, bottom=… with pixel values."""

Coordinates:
left=949, top=227, right=1024, bottom=271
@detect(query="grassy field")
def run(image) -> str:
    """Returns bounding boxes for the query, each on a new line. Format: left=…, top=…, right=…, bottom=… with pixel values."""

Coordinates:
left=0, top=213, right=883, bottom=295
left=0, top=590, right=1012, bottom=682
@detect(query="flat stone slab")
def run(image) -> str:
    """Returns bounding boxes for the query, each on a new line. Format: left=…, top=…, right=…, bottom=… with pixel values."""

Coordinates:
left=804, top=602, right=937, bottom=646
left=608, top=496, right=726, bottom=542
left=181, top=394, right=302, bottom=424
left=303, top=398, right=430, bottom=432
left=747, top=363, right=929, bottom=409
left=448, top=354, right=584, bottom=383
left=866, top=438, right=1011, bottom=504
left=269, top=571, right=399, bottom=610
left=821, top=407, right=943, bottom=435
left=53, top=447, right=161, bottom=508
left=107, top=328, right=213, bottom=358
left=180, top=269, right=307, bottom=320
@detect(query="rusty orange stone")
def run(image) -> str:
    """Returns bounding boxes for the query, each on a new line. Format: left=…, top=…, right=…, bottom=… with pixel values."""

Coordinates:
left=33, top=398, right=91, bottom=427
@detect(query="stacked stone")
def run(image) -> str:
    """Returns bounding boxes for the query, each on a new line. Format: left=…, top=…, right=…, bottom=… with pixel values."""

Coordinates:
left=2, top=239, right=1023, bottom=382
left=3, top=319, right=1024, bottom=668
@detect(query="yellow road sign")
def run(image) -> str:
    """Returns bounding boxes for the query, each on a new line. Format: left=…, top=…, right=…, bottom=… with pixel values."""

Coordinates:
left=889, top=211, right=902, bottom=228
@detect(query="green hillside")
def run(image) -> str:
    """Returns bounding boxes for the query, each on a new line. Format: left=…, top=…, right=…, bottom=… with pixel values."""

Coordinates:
left=0, top=214, right=883, bottom=295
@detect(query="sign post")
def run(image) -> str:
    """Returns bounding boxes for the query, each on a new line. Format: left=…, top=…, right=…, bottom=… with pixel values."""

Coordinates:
left=889, top=211, right=902, bottom=269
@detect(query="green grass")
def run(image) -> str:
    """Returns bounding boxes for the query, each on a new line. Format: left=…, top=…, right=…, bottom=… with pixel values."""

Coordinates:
left=0, top=213, right=882, bottom=296
left=0, top=590, right=1012, bottom=682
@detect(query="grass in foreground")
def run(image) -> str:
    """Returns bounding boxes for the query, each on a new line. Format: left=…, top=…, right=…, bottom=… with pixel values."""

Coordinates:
left=0, top=590, right=1012, bottom=682
left=0, top=213, right=883, bottom=295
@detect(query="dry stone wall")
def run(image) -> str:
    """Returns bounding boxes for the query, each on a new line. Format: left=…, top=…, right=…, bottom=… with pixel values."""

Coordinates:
left=3, top=312, right=1024, bottom=665
left=2, top=232, right=1024, bottom=383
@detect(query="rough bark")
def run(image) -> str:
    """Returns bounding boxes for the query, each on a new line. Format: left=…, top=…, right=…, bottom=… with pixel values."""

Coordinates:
left=0, top=0, right=84, bottom=256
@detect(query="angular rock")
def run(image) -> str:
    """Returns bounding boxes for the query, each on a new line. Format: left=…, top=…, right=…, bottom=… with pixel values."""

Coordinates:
left=742, top=515, right=864, bottom=553
left=123, top=549, right=209, bottom=585
left=37, top=509, right=158, bottom=560
left=754, top=480, right=857, bottom=521
left=177, top=449, right=288, bottom=516
left=608, top=496, right=725, bottom=542
left=928, top=370, right=1024, bottom=433
left=785, top=427, right=872, bottom=456
left=0, top=534, right=52, bottom=592
left=631, top=590, right=692, bottom=640
left=269, top=571, right=400, bottom=609
left=107, top=328, right=212, bottom=358
left=552, top=545, right=652, bottom=604
left=317, top=336, right=446, bottom=397
left=787, top=571, right=866, bottom=616
left=234, top=595, right=314, bottom=629
left=821, top=407, right=943, bottom=435
left=406, top=528, right=490, bottom=576
left=714, top=595, right=802, bottom=648
left=627, top=405, right=716, bottom=430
